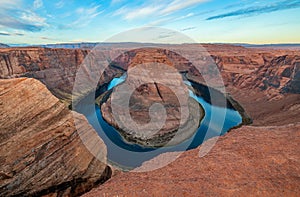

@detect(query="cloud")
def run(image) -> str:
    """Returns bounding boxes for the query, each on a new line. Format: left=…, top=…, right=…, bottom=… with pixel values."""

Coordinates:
left=174, top=12, right=195, bottom=21
left=124, top=6, right=161, bottom=20
left=207, top=0, right=300, bottom=20
left=55, top=0, right=65, bottom=8
left=0, top=14, right=44, bottom=31
left=0, top=32, right=10, bottom=36
left=114, top=0, right=208, bottom=20
left=181, top=26, right=196, bottom=31
left=40, top=36, right=56, bottom=41
left=15, top=32, right=24, bottom=36
left=147, top=12, right=195, bottom=26
left=160, top=0, right=209, bottom=15
left=33, top=0, right=43, bottom=9
left=0, top=0, right=48, bottom=32
left=20, top=11, right=48, bottom=27
left=0, top=31, right=25, bottom=36
left=157, top=31, right=176, bottom=39
left=62, top=5, right=103, bottom=28
left=0, top=0, right=21, bottom=8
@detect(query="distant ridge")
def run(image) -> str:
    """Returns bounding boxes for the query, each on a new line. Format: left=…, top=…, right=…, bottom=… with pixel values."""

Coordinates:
left=37, top=42, right=99, bottom=49
left=35, top=42, right=168, bottom=49
left=5, top=42, right=300, bottom=50
left=0, top=43, right=9, bottom=48
left=232, top=43, right=300, bottom=49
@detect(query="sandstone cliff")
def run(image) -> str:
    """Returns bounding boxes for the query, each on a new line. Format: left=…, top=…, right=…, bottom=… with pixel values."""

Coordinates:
left=0, top=45, right=299, bottom=103
left=0, top=78, right=110, bottom=196
left=84, top=123, right=300, bottom=197
left=0, top=45, right=299, bottom=196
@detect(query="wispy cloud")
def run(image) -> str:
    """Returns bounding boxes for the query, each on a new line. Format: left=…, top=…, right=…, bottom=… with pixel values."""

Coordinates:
left=114, top=0, right=209, bottom=20
left=147, top=12, right=195, bottom=26
left=0, top=32, right=10, bottom=36
left=20, top=11, right=48, bottom=27
left=181, top=26, right=196, bottom=31
left=124, top=6, right=161, bottom=20
left=0, top=0, right=48, bottom=32
left=0, top=0, right=21, bottom=8
left=40, top=36, right=56, bottom=41
left=15, top=32, right=24, bottom=36
left=207, top=0, right=300, bottom=20
left=0, top=31, right=25, bottom=36
left=0, top=15, right=45, bottom=31
left=33, top=0, right=43, bottom=9
left=55, top=0, right=65, bottom=9
left=157, top=31, right=176, bottom=39
left=174, top=12, right=195, bottom=21
left=61, top=5, right=103, bottom=28
left=160, top=0, right=209, bottom=15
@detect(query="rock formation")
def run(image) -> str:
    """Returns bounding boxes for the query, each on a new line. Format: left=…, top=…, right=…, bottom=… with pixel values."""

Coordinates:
left=0, top=78, right=110, bottom=196
left=100, top=63, right=203, bottom=147
left=0, top=44, right=300, bottom=196
left=84, top=123, right=300, bottom=196
left=0, top=45, right=299, bottom=103
left=83, top=45, right=300, bottom=196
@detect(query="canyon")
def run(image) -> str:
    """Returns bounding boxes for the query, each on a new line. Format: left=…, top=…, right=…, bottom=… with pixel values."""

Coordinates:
left=0, top=44, right=299, bottom=196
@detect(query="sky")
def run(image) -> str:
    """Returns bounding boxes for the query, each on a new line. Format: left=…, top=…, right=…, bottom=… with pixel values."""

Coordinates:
left=0, top=0, right=300, bottom=45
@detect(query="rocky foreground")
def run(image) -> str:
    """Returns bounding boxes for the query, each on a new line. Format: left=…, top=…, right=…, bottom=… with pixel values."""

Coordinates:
left=84, top=123, right=300, bottom=196
left=0, top=78, right=110, bottom=196
left=0, top=44, right=299, bottom=196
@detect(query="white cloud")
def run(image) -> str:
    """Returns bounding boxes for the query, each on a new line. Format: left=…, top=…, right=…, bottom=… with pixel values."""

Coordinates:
left=20, top=11, right=48, bottom=27
left=33, top=0, right=43, bottom=9
left=113, top=0, right=208, bottom=20
left=0, top=0, right=48, bottom=32
left=175, top=12, right=195, bottom=21
left=0, top=0, right=21, bottom=8
left=148, top=17, right=174, bottom=26
left=160, top=0, right=209, bottom=15
left=124, top=6, right=161, bottom=20
left=66, top=5, right=103, bottom=28
left=147, top=12, right=195, bottom=26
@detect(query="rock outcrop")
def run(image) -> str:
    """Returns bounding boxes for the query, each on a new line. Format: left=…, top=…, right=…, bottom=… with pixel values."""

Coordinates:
left=100, top=63, right=203, bottom=147
left=0, top=48, right=90, bottom=102
left=207, top=46, right=300, bottom=96
left=0, top=78, right=110, bottom=196
left=84, top=123, right=300, bottom=196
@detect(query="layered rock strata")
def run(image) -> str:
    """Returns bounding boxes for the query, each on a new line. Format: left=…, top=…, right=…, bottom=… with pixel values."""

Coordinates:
left=0, top=78, right=109, bottom=196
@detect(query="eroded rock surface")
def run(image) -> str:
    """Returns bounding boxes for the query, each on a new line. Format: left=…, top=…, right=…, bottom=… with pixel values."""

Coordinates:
left=1, top=45, right=299, bottom=104
left=0, top=45, right=300, bottom=196
left=84, top=123, right=300, bottom=197
left=0, top=78, right=110, bottom=196
left=101, top=63, right=203, bottom=147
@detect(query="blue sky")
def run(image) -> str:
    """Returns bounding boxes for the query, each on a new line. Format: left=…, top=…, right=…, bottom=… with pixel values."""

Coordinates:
left=0, top=0, right=300, bottom=44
